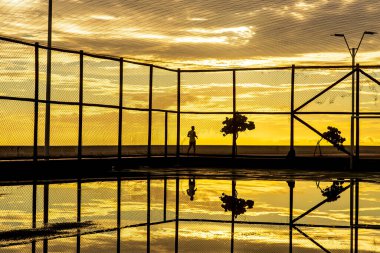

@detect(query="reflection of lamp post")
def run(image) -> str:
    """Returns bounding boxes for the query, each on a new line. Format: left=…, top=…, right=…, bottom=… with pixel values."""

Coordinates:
left=332, top=31, right=376, bottom=168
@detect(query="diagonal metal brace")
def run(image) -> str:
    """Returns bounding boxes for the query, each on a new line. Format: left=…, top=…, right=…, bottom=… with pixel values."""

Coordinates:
left=359, top=69, right=380, bottom=85
left=294, top=226, right=332, bottom=253
left=294, top=115, right=351, bottom=155
left=293, top=184, right=351, bottom=223
left=295, top=70, right=354, bottom=112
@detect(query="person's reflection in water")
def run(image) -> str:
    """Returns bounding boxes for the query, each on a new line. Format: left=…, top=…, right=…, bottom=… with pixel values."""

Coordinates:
left=186, top=177, right=197, bottom=201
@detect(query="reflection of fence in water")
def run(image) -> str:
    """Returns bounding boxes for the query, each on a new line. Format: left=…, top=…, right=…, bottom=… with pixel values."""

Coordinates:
left=0, top=178, right=379, bottom=252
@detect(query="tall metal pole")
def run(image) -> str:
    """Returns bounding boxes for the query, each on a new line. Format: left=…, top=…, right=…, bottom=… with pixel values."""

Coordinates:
left=175, top=177, right=179, bottom=253
left=148, top=66, right=153, bottom=158
left=355, top=64, right=360, bottom=160
left=32, top=181, right=37, bottom=253
left=77, top=179, right=81, bottom=253
left=165, top=112, right=168, bottom=157
left=287, top=180, right=295, bottom=253
left=350, top=180, right=354, bottom=253
left=163, top=177, right=167, bottom=221
left=34, top=43, right=39, bottom=161
left=350, top=48, right=356, bottom=170
left=118, top=59, right=124, bottom=159
left=45, top=0, right=53, bottom=159
left=43, top=182, right=49, bottom=253
left=288, top=65, right=295, bottom=158
left=354, top=180, right=359, bottom=253
left=176, top=69, right=181, bottom=157
left=232, top=70, right=237, bottom=158
left=231, top=180, right=236, bottom=253
left=147, top=176, right=151, bottom=253
left=78, top=51, right=83, bottom=159
left=117, top=178, right=121, bottom=253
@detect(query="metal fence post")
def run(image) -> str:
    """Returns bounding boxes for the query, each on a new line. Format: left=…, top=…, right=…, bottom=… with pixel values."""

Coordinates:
left=355, top=180, right=359, bottom=253
left=32, top=181, right=37, bottom=253
left=118, top=58, right=124, bottom=159
left=117, top=178, right=121, bottom=253
left=287, top=180, right=295, bottom=253
left=147, top=176, right=151, bottom=252
left=176, top=69, right=181, bottom=157
left=45, top=0, right=53, bottom=160
left=231, top=180, right=236, bottom=253
left=148, top=66, right=153, bottom=157
left=175, top=177, right=179, bottom=253
left=78, top=51, right=83, bottom=159
left=232, top=70, right=236, bottom=157
left=287, top=65, right=296, bottom=158
left=77, top=179, right=81, bottom=253
left=165, top=112, right=168, bottom=157
left=355, top=64, right=360, bottom=161
left=164, top=177, right=167, bottom=221
left=34, top=43, right=39, bottom=161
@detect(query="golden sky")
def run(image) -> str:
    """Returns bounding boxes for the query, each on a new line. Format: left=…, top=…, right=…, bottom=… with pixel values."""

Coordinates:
left=1, top=0, right=380, bottom=68
left=1, top=0, right=380, bottom=148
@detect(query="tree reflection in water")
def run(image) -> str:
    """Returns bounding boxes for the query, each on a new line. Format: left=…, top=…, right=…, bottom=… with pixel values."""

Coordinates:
left=220, top=180, right=254, bottom=218
left=316, top=179, right=345, bottom=202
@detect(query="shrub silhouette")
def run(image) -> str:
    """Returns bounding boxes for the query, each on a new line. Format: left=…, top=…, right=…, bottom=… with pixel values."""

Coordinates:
left=314, top=126, right=346, bottom=155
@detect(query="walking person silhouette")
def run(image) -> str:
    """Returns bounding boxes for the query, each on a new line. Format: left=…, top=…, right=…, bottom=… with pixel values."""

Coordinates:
left=187, top=126, right=198, bottom=155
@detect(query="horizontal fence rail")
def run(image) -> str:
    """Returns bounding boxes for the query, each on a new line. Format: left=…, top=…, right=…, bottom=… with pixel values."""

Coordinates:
left=1, top=36, right=380, bottom=161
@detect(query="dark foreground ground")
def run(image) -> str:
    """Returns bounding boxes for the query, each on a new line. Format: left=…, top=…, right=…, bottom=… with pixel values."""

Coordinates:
left=0, top=155, right=379, bottom=183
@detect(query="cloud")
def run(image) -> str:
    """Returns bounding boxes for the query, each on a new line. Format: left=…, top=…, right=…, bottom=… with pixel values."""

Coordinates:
left=2, top=0, right=380, bottom=68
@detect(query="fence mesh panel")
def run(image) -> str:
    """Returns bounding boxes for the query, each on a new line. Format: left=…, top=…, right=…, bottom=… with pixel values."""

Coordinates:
left=0, top=100, right=34, bottom=159
left=359, top=182, right=380, bottom=225
left=123, top=64, right=149, bottom=109
left=167, top=112, right=177, bottom=155
left=152, top=68, right=177, bottom=110
left=83, top=56, right=119, bottom=106
left=82, top=106, right=118, bottom=157
left=121, top=180, right=147, bottom=227
left=81, top=181, right=117, bottom=230
left=0, top=185, right=33, bottom=231
left=295, top=68, right=352, bottom=112
left=236, top=69, right=291, bottom=112
left=151, top=111, right=165, bottom=156
left=0, top=40, right=35, bottom=99
left=360, top=69, right=380, bottom=113
left=236, top=114, right=290, bottom=156
left=178, top=221, right=230, bottom=253
left=48, top=183, right=77, bottom=224
left=50, top=104, right=78, bottom=158
left=181, top=71, right=233, bottom=112
left=51, top=51, right=79, bottom=103
left=122, top=110, right=148, bottom=156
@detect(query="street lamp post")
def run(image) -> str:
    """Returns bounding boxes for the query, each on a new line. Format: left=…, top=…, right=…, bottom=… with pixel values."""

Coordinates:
left=332, top=31, right=376, bottom=169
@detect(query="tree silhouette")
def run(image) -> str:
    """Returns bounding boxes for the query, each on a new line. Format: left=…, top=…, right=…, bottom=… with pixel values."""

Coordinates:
left=314, top=126, right=346, bottom=156
left=221, top=113, right=255, bottom=155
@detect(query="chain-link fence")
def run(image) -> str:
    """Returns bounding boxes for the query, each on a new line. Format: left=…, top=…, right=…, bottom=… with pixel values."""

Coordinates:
left=1, top=36, right=380, bottom=160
